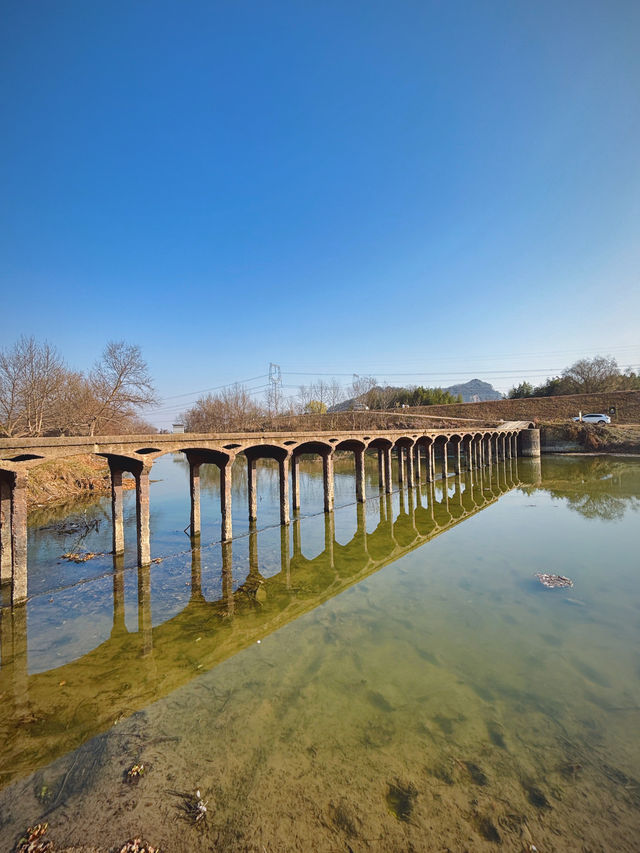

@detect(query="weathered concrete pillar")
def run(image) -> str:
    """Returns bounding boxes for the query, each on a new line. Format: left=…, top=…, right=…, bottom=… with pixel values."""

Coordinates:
left=137, top=563, right=152, bottom=656
left=486, top=436, right=492, bottom=468
left=355, top=448, right=366, bottom=503
left=454, top=441, right=461, bottom=475
left=512, top=433, right=519, bottom=457
left=11, top=475, right=28, bottom=604
left=322, top=451, right=335, bottom=513
left=220, top=460, right=233, bottom=541
left=377, top=449, right=386, bottom=491
left=397, top=447, right=405, bottom=485
left=414, top=446, right=422, bottom=483
left=0, top=475, right=12, bottom=586
left=425, top=443, right=434, bottom=482
left=506, top=434, right=512, bottom=459
left=279, top=456, right=290, bottom=525
left=109, top=466, right=125, bottom=555
left=189, top=461, right=201, bottom=537
left=441, top=441, right=448, bottom=480
left=291, top=454, right=300, bottom=511
left=383, top=447, right=393, bottom=494
left=407, top=445, right=415, bottom=487
left=135, top=466, right=151, bottom=566
left=247, top=457, right=257, bottom=522
left=520, top=428, right=541, bottom=458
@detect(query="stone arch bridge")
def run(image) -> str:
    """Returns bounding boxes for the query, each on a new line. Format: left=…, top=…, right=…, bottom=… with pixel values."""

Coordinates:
left=0, top=422, right=539, bottom=603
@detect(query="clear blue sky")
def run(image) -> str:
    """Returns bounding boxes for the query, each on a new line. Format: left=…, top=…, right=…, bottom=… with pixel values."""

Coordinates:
left=2, top=0, right=639, bottom=427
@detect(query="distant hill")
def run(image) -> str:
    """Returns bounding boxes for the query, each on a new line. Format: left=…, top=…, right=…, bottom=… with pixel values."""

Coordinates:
left=330, top=378, right=502, bottom=411
left=443, top=379, right=503, bottom=402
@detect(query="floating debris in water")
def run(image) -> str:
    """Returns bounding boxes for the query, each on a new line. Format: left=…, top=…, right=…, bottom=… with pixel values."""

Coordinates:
left=535, top=572, right=573, bottom=589
left=61, top=551, right=100, bottom=563
left=15, top=823, right=53, bottom=853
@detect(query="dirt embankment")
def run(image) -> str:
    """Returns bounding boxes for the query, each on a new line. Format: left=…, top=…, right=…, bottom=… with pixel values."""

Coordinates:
left=26, top=456, right=134, bottom=511
left=541, top=423, right=640, bottom=454
left=408, top=389, right=640, bottom=424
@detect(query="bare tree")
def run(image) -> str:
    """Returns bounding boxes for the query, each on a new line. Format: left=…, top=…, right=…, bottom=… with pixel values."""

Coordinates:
left=87, top=341, right=157, bottom=436
left=183, top=384, right=264, bottom=432
left=0, top=336, right=67, bottom=436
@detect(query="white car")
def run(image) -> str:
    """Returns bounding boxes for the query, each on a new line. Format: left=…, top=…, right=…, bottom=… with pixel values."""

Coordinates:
left=572, top=413, right=611, bottom=424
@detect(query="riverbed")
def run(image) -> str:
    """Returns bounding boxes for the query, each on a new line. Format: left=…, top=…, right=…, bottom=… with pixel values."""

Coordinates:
left=1, top=454, right=639, bottom=851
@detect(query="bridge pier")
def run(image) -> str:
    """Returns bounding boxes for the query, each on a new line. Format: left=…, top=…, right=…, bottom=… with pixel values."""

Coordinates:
left=291, top=455, right=300, bottom=512
left=414, top=446, right=421, bottom=483
left=247, top=457, right=257, bottom=522
left=407, top=444, right=415, bottom=486
left=135, top=467, right=152, bottom=566
left=189, top=461, right=201, bottom=538
left=322, top=451, right=334, bottom=512
left=0, top=470, right=28, bottom=604
left=397, top=447, right=405, bottom=486
left=279, top=457, right=290, bottom=525
left=220, top=460, right=233, bottom=541
left=355, top=448, right=366, bottom=502
left=0, top=475, right=12, bottom=586
left=377, top=450, right=386, bottom=491
left=453, top=440, right=461, bottom=475
left=519, top=428, right=541, bottom=458
left=441, top=440, right=449, bottom=480
left=109, top=466, right=125, bottom=554
left=383, top=447, right=393, bottom=493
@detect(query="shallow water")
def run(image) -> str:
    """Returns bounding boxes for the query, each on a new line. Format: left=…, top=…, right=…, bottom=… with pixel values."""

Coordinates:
left=1, top=454, right=639, bottom=851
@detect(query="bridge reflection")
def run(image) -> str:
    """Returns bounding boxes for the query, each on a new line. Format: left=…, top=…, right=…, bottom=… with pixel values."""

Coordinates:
left=0, top=458, right=532, bottom=790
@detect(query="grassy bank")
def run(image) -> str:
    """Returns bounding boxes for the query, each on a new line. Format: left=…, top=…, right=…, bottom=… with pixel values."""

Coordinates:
left=408, top=389, right=640, bottom=424
left=27, top=455, right=134, bottom=511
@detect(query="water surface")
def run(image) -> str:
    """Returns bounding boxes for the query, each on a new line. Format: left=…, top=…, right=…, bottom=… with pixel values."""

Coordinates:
left=1, top=454, right=639, bottom=851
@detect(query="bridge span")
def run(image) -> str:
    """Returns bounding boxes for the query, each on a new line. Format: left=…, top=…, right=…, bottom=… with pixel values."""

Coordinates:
left=0, top=422, right=539, bottom=603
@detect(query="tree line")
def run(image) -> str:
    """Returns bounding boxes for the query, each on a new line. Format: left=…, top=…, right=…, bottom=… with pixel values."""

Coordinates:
left=508, top=356, right=640, bottom=399
left=0, top=336, right=157, bottom=437
left=181, top=375, right=462, bottom=431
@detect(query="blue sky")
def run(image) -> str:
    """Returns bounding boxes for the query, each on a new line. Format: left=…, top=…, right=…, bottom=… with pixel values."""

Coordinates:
left=1, top=0, right=639, bottom=427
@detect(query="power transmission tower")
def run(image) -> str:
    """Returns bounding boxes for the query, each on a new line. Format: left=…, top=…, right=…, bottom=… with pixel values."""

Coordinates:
left=268, top=363, right=282, bottom=415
